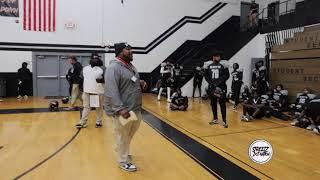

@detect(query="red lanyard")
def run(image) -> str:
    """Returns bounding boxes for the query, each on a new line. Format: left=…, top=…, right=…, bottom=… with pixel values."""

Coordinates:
left=117, top=57, right=129, bottom=65
left=116, top=57, right=136, bottom=75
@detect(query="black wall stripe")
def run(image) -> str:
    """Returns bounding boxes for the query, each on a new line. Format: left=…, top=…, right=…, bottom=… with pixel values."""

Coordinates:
left=0, top=47, right=105, bottom=53
left=130, top=3, right=226, bottom=53
left=138, top=3, right=227, bottom=54
left=0, top=3, right=227, bottom=54
left=0, top=42, right=100, bottom=48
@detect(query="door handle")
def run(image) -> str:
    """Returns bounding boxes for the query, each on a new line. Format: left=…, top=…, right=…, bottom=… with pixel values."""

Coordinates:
left=37, top=76, right=58, bottom=78
left=60, top=76, right=67, bottom=78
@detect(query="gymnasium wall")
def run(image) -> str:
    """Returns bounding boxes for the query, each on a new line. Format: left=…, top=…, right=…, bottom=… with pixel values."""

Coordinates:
left=0, top=0, right=102, bottom=45
left=103, top=1, right=239, bottom=72
left=225, top=33, right=266, bottom=91
left=0, top=51, right=32, bottom=72
left=0, top=0, right=272, bottom=73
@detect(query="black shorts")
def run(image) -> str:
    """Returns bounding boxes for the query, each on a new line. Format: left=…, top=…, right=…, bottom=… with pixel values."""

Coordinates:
left=173, top=77, right=182, bottom=89
left=160, top=79, right=169, bottom=88
left=160, top=74, right=172, bottom=88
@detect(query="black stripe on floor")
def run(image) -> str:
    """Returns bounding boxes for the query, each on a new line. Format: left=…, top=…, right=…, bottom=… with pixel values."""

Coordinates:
left=142, top=109, right=259, bottom=180
left=0, top=107, right=80, bottom=114
left=1, top=107, right=259, bottom=179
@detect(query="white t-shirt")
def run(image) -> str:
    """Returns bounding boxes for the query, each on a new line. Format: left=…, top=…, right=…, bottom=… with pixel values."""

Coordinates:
left=82, top=65, right=104, bottom=94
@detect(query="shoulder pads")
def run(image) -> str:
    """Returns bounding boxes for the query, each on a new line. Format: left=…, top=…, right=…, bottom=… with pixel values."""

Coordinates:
left=220, top=60, right=229, bottom=68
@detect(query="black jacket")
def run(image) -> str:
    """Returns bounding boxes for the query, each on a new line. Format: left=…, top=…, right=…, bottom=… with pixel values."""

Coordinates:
left=18, top=67, right=32, bottom=81
left=69, top=62, right=83, bottom=84
left=231, top=70, right=243, bottom=84
left=193, top=69, right=204, bottom=83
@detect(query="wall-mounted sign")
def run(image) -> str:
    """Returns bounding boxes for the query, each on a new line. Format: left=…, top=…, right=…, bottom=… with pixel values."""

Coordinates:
left=0, top=0, right=19, bottom=17
left=64, top=19, right=76, bottom=30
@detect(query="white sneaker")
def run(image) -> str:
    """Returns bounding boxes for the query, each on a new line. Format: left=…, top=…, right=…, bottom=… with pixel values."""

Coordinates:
left=313, top=127, right=320, bottom=135
left=75, top=123, right=87, bottom=129
left=17, top=95, right=22, bottom=99
left=23, top=95, right=28, bottom=99
left=241, top=115, right=249, bottom=122
left=167, top=99, right=171, bottom=103
left=0, top=99, right=3, bottom=102
left=119, top=162, right=137, bottom=172
left=223, top=122, right=228, bottom=128
left=291, top=119, right=299, bottom=126
left=209, top=119, right=218, bottom=125
left=306, top=124, right=316, bottom=131
left=232, top=106, right=237, bottom=111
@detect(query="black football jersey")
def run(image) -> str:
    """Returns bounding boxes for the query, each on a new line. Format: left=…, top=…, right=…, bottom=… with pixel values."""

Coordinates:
left=273, top=90, right=282, bottom=98
left=204, top=62, right=229, bottom=87
left=242, top=91, right=251, bottom=101
left=252, top=97, right=262, bottom=105
left=194, top=69, right=204, bottom=82
left=173, top=66, right=182, bottom=77
left=231, top=70, right=243, bottom=83
left=252, top=66, right=266, bottom=82
left=264, top=97, right=280, bottom=109
left=296, top=94, right=310, bottom=105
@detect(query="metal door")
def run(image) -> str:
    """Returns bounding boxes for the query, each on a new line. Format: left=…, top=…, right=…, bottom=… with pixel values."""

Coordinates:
left=36, top=55, right=59, bottom=96
left=33, top=53, right=105, bottom=97
left=80, top=56, right=91, bottom=67
left=59, top=55, right=77, bottom=96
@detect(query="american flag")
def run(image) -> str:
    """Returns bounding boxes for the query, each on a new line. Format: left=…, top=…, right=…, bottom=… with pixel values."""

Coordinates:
left=23, top=0, right=56, bottom=32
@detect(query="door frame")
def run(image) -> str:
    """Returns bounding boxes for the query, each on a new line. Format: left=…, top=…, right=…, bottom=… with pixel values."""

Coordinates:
left=32, top=52, right=105, bottom=96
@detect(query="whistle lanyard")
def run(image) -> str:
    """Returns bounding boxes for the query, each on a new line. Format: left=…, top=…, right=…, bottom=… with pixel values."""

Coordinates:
left=117, top=57, right=137, bottom=75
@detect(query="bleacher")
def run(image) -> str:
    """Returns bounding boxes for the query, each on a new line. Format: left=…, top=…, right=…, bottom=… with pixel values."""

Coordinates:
left=270, top=24, right=320, bottom=101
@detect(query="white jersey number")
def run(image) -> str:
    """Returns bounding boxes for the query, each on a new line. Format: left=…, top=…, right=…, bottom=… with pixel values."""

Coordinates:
left=211, top=69, right=219, bottom=79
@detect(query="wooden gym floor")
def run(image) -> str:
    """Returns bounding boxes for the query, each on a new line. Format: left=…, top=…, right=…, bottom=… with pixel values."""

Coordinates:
left=0, top=94, right=319, bottom=179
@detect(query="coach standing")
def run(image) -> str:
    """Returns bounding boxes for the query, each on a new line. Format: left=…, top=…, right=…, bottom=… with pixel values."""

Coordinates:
left=105, top=43, right=147, bottom=172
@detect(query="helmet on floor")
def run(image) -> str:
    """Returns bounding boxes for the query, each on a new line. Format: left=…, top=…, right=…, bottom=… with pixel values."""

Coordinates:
left=49, top=100, right=59, bottom=111
left=61, top=97, right=69, bottom=104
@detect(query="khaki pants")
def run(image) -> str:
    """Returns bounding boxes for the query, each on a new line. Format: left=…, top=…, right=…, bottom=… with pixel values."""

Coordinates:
left=112, top=111, right=142, bottom=163
left=80, top=92, right=104, bottom=125
left=70, top=84, right=82, bottom=107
